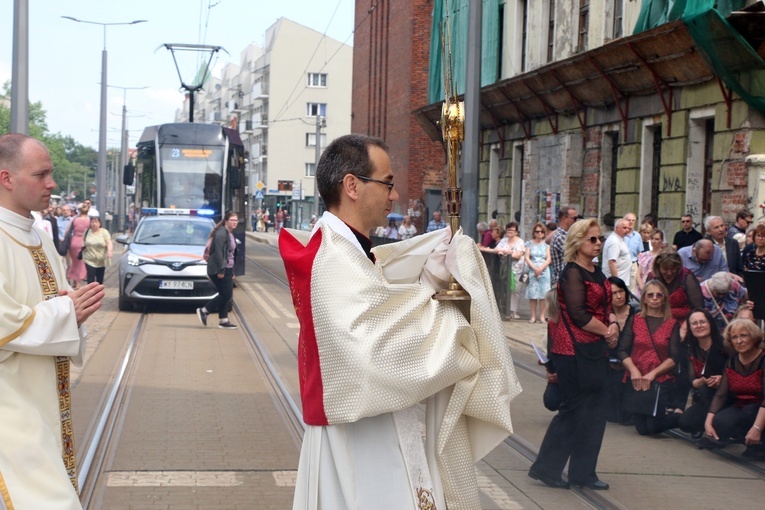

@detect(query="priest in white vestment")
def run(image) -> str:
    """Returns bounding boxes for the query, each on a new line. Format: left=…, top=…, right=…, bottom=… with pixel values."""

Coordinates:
left=0, top=134, right=105, bottom=510
left=280, top=135, right=521, bottom=510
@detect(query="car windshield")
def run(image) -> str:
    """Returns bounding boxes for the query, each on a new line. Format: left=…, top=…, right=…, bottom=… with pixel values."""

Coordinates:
left=133, top=220, right=212, bottom=246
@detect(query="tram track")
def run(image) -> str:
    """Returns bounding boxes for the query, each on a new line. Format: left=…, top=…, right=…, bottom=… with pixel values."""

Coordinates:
left=243, top=240, right=627, bottom=509
left=78, top=312, right=148, bottom=509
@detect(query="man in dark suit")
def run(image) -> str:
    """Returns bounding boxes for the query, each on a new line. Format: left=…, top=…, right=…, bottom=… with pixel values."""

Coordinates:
left=705, top=215, right=744, bottom=281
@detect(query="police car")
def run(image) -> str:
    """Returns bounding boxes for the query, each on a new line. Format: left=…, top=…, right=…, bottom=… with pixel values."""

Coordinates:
left=115, top=208, right=217, bottom=311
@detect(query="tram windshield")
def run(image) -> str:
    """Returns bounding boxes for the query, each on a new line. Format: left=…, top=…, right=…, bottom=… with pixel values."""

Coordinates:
left=159, top=147, right=224, bottom=213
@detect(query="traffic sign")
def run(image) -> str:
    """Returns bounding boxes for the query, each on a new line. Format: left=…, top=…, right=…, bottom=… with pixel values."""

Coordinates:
left=254, top=190, right=264, bottom=199
left=256, top=181, right=265, bottom=190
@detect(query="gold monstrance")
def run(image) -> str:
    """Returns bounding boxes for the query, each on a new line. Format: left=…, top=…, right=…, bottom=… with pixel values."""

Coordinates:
left=434, top=6, right=470, bottom=302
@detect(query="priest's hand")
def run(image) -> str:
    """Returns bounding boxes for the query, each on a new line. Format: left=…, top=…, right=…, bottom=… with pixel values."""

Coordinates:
left=59, top=282, right=105, bottom=326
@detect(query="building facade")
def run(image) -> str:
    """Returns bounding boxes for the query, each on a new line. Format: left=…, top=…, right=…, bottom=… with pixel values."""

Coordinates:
left=177, top=18, right=352, bottom=229
left=410, top=0, right=763, bottom=238
left=351, top=0, right=447, bottom=233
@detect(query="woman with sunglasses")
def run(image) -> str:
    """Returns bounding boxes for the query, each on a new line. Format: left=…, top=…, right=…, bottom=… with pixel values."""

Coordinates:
left=678, top=308, right=729, bottom=437
left=617, top=280, right=683, bottom=435
left=529, top=219, right=617, bottom=491
left=648, top=250, right=703, bottom=324
left=524, top=222, right=551, bottom=323
left=704, top=319, right=765, bottom=460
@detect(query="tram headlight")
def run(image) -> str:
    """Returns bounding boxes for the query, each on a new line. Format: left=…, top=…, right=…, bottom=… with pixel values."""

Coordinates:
left=127, top=253, right=153, bottom=266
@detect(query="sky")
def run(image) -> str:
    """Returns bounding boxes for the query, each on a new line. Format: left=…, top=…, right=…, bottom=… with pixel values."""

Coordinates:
left=1, top=0, right=355, bottom=150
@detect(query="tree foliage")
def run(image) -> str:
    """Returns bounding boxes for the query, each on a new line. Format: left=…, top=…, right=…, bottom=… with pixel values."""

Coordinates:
left=1, top=81, right=97, bottom=201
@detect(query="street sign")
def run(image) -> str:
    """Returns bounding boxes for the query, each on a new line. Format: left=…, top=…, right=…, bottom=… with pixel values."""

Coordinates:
left=254, top=190, right=264, bottom=199
left=255, top=181, right=265, bottom=190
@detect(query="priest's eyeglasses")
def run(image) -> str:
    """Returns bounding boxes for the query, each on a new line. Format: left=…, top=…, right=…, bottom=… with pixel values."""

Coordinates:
left=343, top=174, right=395, bottom=193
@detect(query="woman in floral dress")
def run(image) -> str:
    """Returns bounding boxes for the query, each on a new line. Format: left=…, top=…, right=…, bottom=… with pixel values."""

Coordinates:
left=525, top=222, right=551, bottom=322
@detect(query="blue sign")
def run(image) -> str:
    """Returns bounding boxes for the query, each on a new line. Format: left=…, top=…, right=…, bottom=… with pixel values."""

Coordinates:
left=254, top=190, right=264, bottom=199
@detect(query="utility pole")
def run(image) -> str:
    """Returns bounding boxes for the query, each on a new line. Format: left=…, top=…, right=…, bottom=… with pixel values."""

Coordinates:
left=10, top=0, right=29, bottom=133
left=461, top=0, right=482, bottom=241
left=312, top=115, right=324, bottom=218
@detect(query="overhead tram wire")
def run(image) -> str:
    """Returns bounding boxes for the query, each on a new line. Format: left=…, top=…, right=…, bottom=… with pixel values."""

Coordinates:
left=272, top=0, right=385, bottom=123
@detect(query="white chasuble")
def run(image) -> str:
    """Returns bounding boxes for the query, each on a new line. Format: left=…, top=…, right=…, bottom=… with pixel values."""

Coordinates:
left=0, top=207, right=85, bottom=510
left=281, top=212, right=521, bottom=510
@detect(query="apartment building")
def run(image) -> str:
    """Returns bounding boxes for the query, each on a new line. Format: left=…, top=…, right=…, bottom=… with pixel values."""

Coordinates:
left=177, top=18, right=352, bottom=228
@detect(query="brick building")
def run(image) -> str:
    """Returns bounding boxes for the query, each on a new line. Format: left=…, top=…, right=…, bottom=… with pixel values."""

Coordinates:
left=351, top=0, right=447, bottom=233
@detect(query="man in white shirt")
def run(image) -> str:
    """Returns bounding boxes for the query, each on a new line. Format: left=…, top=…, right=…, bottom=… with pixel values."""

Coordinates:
left=0, top=133, right=105, bottom=510
left=602, top=218, right=632, bottom=285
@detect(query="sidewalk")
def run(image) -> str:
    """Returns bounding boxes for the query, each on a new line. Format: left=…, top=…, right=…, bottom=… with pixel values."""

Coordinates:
left=245, top=230, right=547, bottom=353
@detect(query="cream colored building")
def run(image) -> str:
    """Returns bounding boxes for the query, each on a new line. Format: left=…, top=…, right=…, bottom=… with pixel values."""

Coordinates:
left=176, top=18, right=352, bottom=228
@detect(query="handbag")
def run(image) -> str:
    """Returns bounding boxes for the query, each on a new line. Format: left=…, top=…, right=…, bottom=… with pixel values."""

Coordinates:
left=57, top=223, right=74, bottom=256
left=622, top=382, right=661, bottom=416
left=77, top=229, right=89, bottom=260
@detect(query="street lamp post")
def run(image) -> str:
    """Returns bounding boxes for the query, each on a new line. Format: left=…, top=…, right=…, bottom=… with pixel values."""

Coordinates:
left=312, top=115, right=325, bottom=218
left=109, top=85, right=147, bottom=232
left=62, top=16, right=146, bottom=222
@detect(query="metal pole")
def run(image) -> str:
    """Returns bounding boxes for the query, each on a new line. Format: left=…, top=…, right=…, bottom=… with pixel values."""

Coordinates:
left=10, top=0, right=29, bottom=134
left=312, top=115, right=322, bottom=218
left=461, top=0, right=482, bottom=241
left=97, top=45, right=108, bottom=220
left=118, top=101, right=127, bottom=232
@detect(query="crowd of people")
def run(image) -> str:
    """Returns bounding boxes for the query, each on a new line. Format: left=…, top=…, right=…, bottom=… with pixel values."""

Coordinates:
left=529, top=207, right=765, bottom=491
left=31, top=197, right=113, bottom=289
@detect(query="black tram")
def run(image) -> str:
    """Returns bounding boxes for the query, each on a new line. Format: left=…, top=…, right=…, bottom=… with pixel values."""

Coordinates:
left=125, top=123, right=247, bottom=275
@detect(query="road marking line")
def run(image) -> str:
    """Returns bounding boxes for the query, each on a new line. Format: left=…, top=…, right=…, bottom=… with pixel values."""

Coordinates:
left=243, top=282, right=279, bottom=319
left=273, top=470, right=297, bottom=487
left=106, top=471, right=242, bottom=487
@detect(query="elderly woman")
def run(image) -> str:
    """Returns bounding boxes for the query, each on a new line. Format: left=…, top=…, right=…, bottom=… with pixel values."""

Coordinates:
left=82, top=216, right=113, bottom=284
left=529, top=218, right=617, bottom=491
left=648, top=250, right=703, bottom=324
left=704, top=319, right=765, bottom=459
left=496, top=222, right=527, bottom=321
left=678, top=309, right=729, bottom=436
left=742, top=223, right=765, bottom=271
left=701, top=271, right=751, bottom=331
left=618, top=280, right=683, bottom=435
left=66, top=202, right=91, bottom=289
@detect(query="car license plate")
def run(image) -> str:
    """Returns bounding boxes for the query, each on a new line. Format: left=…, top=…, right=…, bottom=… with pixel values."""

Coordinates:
left=159, top=280, right=194, bottom=290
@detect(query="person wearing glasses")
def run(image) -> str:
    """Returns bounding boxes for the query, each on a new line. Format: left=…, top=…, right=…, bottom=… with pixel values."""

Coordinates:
left=678, top=308, right=729, bottom=437
left=529, top=219, right=617, bottom=491
left=672, top=214, right=703, bottom=251
left=704, top=319, right=765, bottom=460
left=648, top=250, right=704, bottom=323
left=279, top=134, right=520, bottom=509
left=524, top=222, right=551, bottom=323
left=617, top=281, right=683, bottom=435
left=728, top=209, right=753, bottom=239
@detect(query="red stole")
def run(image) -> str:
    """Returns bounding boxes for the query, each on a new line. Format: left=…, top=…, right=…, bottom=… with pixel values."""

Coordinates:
left=629, top=315, right=676, bottom=383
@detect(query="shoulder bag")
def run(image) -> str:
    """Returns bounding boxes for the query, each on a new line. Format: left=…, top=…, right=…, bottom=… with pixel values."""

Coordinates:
left=57, top=222, right=74, bottom=256
left=77, top=229, right=89, bottom=260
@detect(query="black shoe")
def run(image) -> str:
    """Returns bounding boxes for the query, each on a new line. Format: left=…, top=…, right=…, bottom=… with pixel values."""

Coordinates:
left=528, top=469, right=570, bottom=489
left=742, top=445, right=765, bottom=460
left=196, top=308, right=208, bottom=327
left=696, top=436, right=731, bottom=450
left=218, top=321, right=238, bottom=330
left=578, top=480, right=609, bottom=490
